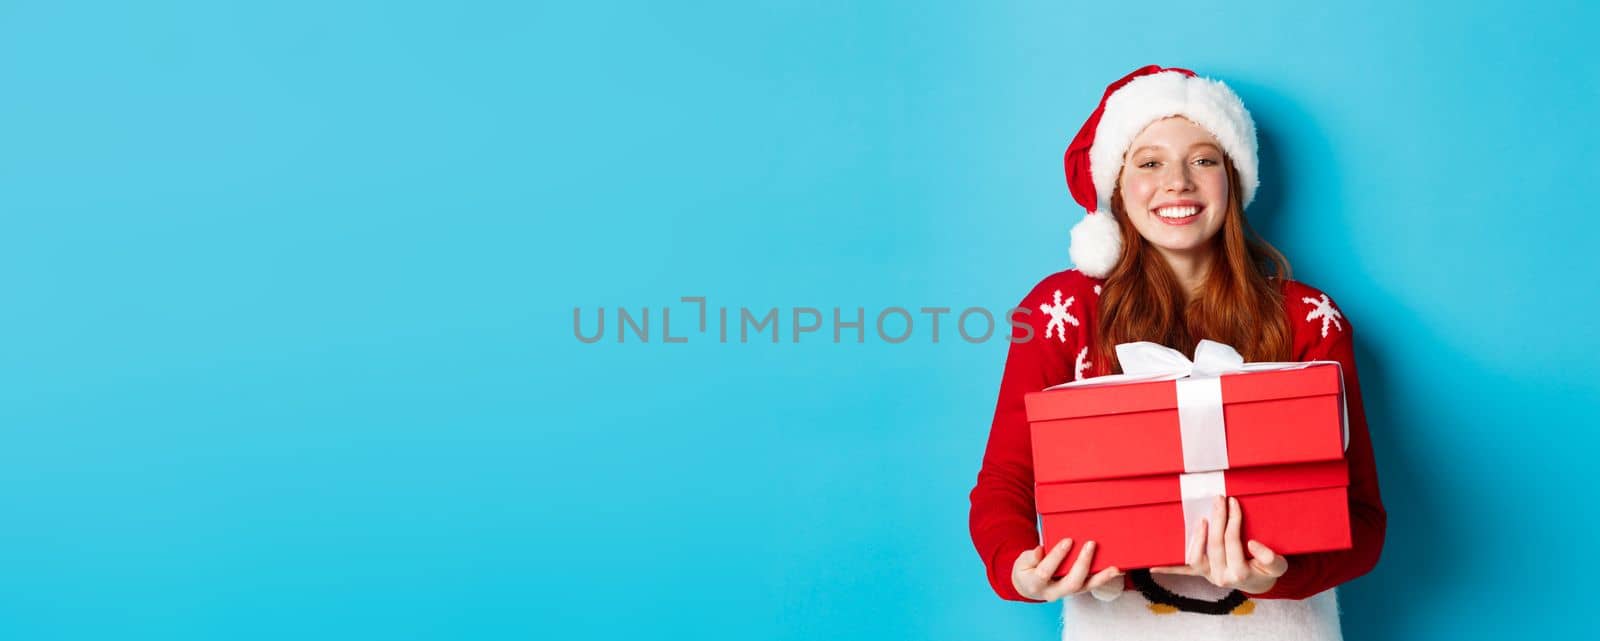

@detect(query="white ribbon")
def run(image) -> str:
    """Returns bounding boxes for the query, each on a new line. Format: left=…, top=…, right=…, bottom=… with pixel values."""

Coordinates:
left=1046, top=339, right=1350, bottom=546
left=1179, top=470, right=1226, bottom=548
left=1176, top=375, right=1227, bottom=473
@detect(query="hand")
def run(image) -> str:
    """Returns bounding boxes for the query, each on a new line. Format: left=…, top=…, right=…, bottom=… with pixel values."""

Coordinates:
left=1012, top=538, right=1124, bottom=602
left=1149, top=496, right=1289, bottom=595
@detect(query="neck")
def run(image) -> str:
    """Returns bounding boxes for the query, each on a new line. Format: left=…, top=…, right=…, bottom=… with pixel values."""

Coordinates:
left=1156, top=245, right=1215, bottom=303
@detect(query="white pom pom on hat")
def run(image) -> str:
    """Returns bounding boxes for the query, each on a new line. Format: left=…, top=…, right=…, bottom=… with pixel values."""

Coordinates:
left=1063, top=65, right=1260, bottom=278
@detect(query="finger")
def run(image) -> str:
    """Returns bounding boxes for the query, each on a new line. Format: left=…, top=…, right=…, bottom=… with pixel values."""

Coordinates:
left=1207, top=496, right=1227, bottom=582
left=1150, top=564, right=1200, bottom=575
left=1088, top=567, right=1125, bottom=601
left=1185, top=518, right=1206, bottom=566
left=1035, top=538, right=1073, bottom=578
left=1044, top=540, right=1098, bottom=600
left=1225, top=497, right=1247, bottom=583
left=1060, top=540, right=1097, bottom=588
left=1013, top=545, right=1047, bottom=598
left=1248, top=540, right=1289, bottom=578
left=1015, top=545, right=1044, bottom=572
left=1086, top=565, right=1123, bottom=590
left=1187, top=518, right=1210, bottom=574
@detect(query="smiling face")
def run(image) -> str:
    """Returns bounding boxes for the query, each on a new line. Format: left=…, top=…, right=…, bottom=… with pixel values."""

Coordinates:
left=1116, top=116, right=1231, bottom=260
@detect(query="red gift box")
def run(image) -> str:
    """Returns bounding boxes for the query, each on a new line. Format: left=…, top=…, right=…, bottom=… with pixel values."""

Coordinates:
left=1023, top=355, right=1352, bottom=574
left=1036, top=461, right=1352, bottom=574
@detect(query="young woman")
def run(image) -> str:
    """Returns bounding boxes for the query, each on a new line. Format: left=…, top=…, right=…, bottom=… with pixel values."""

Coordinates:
left=967, top=66, right=1386, bottom=641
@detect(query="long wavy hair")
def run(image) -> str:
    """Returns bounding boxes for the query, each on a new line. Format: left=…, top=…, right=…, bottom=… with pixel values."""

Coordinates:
left=1094, top=156, right=1294, bottom=374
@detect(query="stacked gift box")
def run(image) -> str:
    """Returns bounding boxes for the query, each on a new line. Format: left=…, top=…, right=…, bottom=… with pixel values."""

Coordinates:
left=1024, top=344, right=1353, bottom=575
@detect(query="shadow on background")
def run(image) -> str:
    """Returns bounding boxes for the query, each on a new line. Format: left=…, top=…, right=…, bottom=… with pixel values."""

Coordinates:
left=1241, top=83, right=1466, bottom=639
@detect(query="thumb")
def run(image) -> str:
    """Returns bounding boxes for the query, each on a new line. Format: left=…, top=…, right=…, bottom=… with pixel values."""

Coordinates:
left=1247, top=540, right=1288, bottom=576
left=1016, top=545, right=1044, bottom=570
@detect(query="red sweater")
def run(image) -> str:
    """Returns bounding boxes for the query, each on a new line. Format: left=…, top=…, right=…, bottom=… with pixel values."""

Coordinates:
left=968, top=269, right=1386, bottom=602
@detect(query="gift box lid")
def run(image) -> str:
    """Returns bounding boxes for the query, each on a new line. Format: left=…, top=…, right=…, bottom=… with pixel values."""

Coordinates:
left=1024, top=364, right=1346, bottom=483
left=1024, top=364, right=1342, bottom=422
left=1035, top=460, right=1350, bottom=514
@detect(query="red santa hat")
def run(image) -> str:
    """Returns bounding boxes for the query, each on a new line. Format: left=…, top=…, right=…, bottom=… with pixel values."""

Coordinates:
left=1063, top=65, right=1260, bottom=278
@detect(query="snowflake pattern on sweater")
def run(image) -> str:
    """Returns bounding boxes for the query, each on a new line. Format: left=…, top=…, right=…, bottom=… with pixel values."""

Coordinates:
left=1040, top=290, right=1079, bottom=343
left=1303, top=293, right=1345, bottom=338
left=968, top=269, right=1386, bottom=641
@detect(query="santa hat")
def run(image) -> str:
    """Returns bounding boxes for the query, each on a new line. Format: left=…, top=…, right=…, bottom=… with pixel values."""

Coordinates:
left=1063, top=65, right=1260, bottom=278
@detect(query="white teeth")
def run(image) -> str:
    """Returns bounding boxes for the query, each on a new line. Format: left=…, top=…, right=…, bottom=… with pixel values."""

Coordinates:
left=1155, top=206, right=1199, bottom=218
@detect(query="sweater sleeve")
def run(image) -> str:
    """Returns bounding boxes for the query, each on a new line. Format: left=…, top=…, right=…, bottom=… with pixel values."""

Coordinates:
left=968, top=276, right=1078, bottom=602
left=1248, top=296, right=1387, bottom=599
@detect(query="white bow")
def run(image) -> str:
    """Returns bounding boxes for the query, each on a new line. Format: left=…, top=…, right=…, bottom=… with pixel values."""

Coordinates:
left=1119, top=339, right=1246, bottom=378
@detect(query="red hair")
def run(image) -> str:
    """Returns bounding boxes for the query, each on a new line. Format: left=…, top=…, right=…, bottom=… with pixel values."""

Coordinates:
left=1094, top=157, right=1293, bottom=374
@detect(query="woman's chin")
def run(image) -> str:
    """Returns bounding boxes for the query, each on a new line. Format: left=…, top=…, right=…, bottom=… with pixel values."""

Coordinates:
left=1148, top=235, right=1213, bottom=254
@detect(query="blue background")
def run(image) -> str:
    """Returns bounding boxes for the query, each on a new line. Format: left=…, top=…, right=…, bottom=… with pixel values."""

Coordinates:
left=1, top=1, right=1595, bottom=639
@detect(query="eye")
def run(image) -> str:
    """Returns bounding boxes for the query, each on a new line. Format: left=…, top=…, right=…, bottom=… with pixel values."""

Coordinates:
left=1138, top=160, right=1160, bottom=169
left=1194, top=157, right=1219, bottom=167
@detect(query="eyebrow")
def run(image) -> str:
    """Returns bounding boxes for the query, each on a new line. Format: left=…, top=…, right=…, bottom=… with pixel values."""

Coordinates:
left=1129, top=142, right=1222, bottom=156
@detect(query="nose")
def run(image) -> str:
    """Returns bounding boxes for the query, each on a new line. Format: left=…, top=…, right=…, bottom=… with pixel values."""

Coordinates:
left=1162, top=163, right=1196, bottom=192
